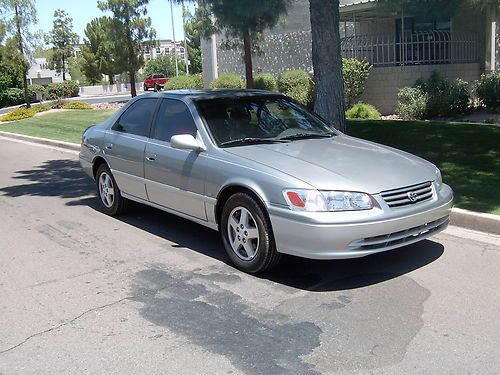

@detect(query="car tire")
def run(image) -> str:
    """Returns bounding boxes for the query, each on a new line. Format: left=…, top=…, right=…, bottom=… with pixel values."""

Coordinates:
left=154, top=84, right=160, bottom=92
left=220, top=193, right=281, bottom=273
left=144, top=84, right=148, bottom=91
left=95, top=164, right=128, bottom=216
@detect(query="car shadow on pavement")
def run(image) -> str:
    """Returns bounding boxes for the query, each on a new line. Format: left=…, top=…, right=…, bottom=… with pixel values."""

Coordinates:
left=1, top=158, right=445, bottom=292
left=91, top=201, right=444, bottom=292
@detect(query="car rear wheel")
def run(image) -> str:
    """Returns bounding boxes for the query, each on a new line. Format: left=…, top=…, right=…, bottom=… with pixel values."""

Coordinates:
left=96, top=164, right=128, bottom=216
left=220, top=193, right=281, bottom=273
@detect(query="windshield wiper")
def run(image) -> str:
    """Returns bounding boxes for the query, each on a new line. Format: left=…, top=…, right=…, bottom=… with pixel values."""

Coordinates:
left=278, top=133, right=335, bottom=141
left=219, top=137, right=290, bottom=148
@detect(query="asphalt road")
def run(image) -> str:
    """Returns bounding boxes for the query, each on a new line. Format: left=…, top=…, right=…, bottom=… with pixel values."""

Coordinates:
left=0, top=137, right=499, bottom=375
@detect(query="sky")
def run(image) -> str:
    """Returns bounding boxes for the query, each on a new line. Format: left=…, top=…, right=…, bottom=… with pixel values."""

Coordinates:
left=33, top=0, right=194, bottom=43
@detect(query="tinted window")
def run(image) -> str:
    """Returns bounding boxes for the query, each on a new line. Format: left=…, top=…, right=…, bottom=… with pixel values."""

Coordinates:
left=114, top=98, right=157, bottom=137
left=152, top=99, right=198, bottom=142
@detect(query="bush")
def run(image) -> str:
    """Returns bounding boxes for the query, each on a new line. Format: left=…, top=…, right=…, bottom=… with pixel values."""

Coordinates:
left=415, top=71, right=470, bottom=117
left=1, top=103, right=53, bottom=121
left=165, top=74, right=203, bottom=90
left=0, top=87, right=25, bottom=108
left=278, top=70, right=314, bottom=107
left=254, top=73, right=277, bottom=91
left=346, top=102, right=381, bottom=120
left=211, top=73, right=245, bottom=89
left=29, top=84, right=48, bottom=102
left=475, top=71, right=500, bottom=109
left=396, top=87, right=428, bottom=120
left=46, top=80, right=80, bottom=99
left=342, top=58, right=372, bottom=107
left=61, top=101, right=93, bottom=110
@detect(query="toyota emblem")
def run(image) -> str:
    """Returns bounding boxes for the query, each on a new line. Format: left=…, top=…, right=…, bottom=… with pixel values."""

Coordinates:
left=407, top=192, right=418, bottom=202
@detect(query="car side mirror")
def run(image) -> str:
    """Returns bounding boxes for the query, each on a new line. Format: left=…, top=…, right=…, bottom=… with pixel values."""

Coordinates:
left=170, top=134, right=205, bottom=152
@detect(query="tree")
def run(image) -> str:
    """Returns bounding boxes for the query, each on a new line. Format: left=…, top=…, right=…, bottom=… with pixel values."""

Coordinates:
left=0, top=0, right=37, bottom=108
left=46, top=9, right=79, bottom=81
left=0, top=21, right=23, bottom=91
left=80, top=48, right=103, bottom=85
left=82, top=17, right=122, bottom=84
left=309, top=0, right=346, bottom=132
left=191, top=0, right=292, bottom=88
left=143, top=54, right=186, bottom=78
left=183, top=7, right=203, bottom=74
left=97, top=0, right=156, bottom=97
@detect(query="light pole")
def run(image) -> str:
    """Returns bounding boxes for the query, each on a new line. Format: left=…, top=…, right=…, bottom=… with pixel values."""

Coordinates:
left=170, top=0, right=179, bottom=76
left=182, top=0, right=189, bottom=75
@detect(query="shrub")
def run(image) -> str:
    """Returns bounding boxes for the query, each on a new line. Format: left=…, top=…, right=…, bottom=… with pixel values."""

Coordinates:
left=475, top=71, right=500, bottom=109
left=342, top=58, right=372, bottom=107
left=415, top=71, right=470, bottom=117
left=165, top=74, right=203, bottom=90
left=1, top=103, right=52, bottom=121
left=0, top=87, right=25, bottom=107
left=278, top=70, right=314, bottom=107
left=346, top=102, right=381, bottom=120
left=29, top=84, right=48, bottom=102
left=396, top=87, right=428, bottom=120
left=211, top=73, right=245, bottom=89
left=254, top=73, right=277, bottom=91
left=61, top=101, right=93, bottom=110
left=46, top=80, right=80, bottom=99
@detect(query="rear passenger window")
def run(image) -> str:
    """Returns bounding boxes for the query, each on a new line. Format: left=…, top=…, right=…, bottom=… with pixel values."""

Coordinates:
left=153, top=99, right=198, bottom=142
left=114, top=98, right=157, bottom=137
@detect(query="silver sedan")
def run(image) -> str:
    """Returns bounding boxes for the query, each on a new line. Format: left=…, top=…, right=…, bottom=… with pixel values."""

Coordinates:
left=79, top=90, right=453, bottom=273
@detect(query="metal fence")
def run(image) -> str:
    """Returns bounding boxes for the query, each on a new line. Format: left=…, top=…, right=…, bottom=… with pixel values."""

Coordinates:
left=341, top=31, right=478, bottom=66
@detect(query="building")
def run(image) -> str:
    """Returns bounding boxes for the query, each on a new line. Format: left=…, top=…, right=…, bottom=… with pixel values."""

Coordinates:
left=144, top=39, right=186, bottom=61
left=27, top=58, right=67, bottom=85
left=201, top=0, right=499, bottom=114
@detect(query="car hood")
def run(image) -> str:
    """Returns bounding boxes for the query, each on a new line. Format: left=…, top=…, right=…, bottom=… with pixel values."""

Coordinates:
left=224, top=135, right=436, bottom=194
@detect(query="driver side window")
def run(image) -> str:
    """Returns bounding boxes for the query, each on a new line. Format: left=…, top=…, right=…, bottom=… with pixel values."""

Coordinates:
left=113, top=98, right=158, bottom=137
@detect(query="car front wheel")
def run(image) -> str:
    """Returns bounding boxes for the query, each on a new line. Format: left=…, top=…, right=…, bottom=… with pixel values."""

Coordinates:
left=96, top=164, right=128, bottom=216
left=220, top=193, right=281, bottom=273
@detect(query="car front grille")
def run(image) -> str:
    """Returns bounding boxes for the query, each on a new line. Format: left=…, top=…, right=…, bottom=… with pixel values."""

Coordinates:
left=380, top=181, right=433, bottom=208
left=348, top=216, right=449, bottom=251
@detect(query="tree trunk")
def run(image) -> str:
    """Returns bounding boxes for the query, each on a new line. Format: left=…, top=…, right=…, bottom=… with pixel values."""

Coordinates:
left=243, top=31, right=254, bottom=89
left=14, top=2, right=30, bottom=109
left=62, top=55, right=66, bottom=81
left=130, top=71, right=136, bottom=97
left=108, top=75, right=114, bottom=85
left=309, top=0, right=345, bottom=132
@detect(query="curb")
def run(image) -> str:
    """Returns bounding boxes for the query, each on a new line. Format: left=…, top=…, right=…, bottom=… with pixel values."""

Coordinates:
left=0, top=131, right=80, bottom=152
left=450, top=208, right=500, bottom=235
left=0, top=130, right=498, bottom=235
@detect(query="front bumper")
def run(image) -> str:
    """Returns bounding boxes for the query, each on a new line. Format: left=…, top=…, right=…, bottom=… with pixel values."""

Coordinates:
left=268, top=184, right=453, bottom=259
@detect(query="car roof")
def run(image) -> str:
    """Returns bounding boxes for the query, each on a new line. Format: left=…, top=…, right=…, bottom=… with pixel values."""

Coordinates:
left=158, top=89, right=284, bottom=101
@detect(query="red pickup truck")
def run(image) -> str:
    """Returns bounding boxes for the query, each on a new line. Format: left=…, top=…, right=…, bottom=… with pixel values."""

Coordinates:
left=143, top=74, right=169, bottom=91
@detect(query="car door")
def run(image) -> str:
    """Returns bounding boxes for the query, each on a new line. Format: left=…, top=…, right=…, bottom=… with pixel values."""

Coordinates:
left=144, top=98, right=207, bottom=220
left=104, top=98, right=159, bottom=200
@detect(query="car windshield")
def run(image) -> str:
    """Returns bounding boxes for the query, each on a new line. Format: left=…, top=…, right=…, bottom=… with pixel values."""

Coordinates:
left=196, top=96, right=337, bottom=147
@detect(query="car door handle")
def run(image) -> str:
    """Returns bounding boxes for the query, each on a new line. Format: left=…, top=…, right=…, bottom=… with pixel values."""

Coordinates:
left=146, top=154, right=157, bottom=161
left=105, top=143, right=113, bottom=150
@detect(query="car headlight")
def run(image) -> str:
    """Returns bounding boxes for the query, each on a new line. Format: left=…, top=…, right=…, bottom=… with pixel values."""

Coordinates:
left=283, top=189, right=373, bottom=212
left=435, top=168, right=443, bottom=190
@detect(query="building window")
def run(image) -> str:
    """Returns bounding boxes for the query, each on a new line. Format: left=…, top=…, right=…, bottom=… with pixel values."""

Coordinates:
left=156, top=47, right=161, bottom=54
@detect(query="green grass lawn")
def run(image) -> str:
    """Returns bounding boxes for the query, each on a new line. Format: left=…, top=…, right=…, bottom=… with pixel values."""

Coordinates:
left=0, top=109, right=114, bottom=144
left=0, top=111, right=498, bottom=214
left=348, top=120, right=500, bottom=215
